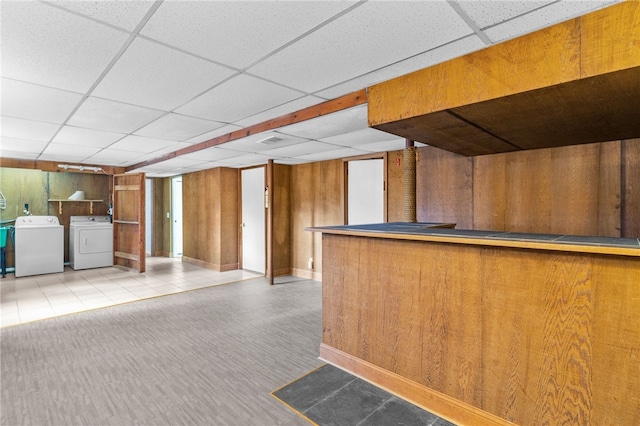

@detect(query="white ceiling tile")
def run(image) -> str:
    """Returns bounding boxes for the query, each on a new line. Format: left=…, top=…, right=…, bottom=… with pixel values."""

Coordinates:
left=248, top=1, right=472, bottom=93
left=316, top=35, right=485, bottom=99
left=262, top=141, right=337, bottom=158
left=0, top=137, right=49, bottom=154
left=181, top=147, right=244, bottom=161
left=135, top=114, right=226, bottom=141
left=217, top=153, right=275, bottom=168
left=213, top=131, right=309, bottom=154
left=92, top=38, right=236, bottom=111
left=456, top=1, right=555, bottom=29
left=0, top=149, right=39, bottom=160
left=1, top=117, right=60, bottom=142
left=136, top=142, right=193, bottom=160
left=182, top=124, right=244, bottom=145
left=84, top=148, right=140, bottom=165
left=295, top=147, right=369, bottom=162
left=278, top=105, right=367, bottom=140
left=67, top=97, right=165, bottom=133
left=0, top=78, right=84, bottom=124
left=176, top=74, right=303, bottom=123
left=53, top=126, right=126, bottom=148
left=107, top=135, right=175, bottom=153
left=484, top=0, right=621, bottom=43
left=53, top=1, right=156, bottom=31
left=141, top=1, right=357, bottom=69
left=233, top=95, right=328, bottom=128
left=320, top=128, right=404, bottom=148
left=41, top=142, right=102, bottom=158
left=36, top=153, right=87, bottom=163
left=150, top=157, right=209, bottom=169
left=0, top=1, right=130, bottom=93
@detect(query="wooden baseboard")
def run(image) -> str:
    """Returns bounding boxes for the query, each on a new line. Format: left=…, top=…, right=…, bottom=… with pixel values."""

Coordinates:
left=182, top=256, right=238, bottom=272
left=292, top=268, right=322, bottom=281
left=273, top=268, right=293, bottom=277
left=319, top=344, right=513, bottom=426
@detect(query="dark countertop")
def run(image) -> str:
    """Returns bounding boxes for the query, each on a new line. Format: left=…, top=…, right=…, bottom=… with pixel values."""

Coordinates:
left=308, top=222, right=640, bottom=254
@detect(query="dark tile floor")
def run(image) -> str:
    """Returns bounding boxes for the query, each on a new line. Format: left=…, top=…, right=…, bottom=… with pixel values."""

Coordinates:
left=273, top=364, right=456, bottom=426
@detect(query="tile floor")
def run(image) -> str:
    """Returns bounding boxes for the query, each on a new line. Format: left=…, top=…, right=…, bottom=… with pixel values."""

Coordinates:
left=0, top=257, right=262, bottom=327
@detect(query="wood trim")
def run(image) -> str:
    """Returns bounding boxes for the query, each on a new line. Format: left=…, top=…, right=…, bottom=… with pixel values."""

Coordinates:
left=126, top=89, right=367, bottom=172
left=291, top=268, right=322, bottom=282
left=266, top=160, right=274, bottom=284
left=182, top=256, right=238, bottom=272
left=319, top=344, right=513, bottom=426
left=0, top=157, right=125, bottom=174
left=114, top=251, right=139, bottom=261
left=114, top=185, right=139, bottom=191
left=307, top=227, right=640, bottom=257
left=273, top=267, right=293, bottom=277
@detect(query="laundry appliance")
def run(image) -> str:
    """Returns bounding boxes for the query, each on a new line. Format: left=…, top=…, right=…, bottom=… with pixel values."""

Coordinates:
left=14, top=215, right=64, bottom=278
left=70, top=216, right=113, bottom=270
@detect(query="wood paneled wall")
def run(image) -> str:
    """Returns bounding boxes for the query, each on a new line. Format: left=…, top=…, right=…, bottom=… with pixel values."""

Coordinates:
left=272, top=164, right=292, bottom=276
left=0, top=168, right=110, bottom=265
left=320, top=234, right=640, bottom=425
left=290, top=160, right=343, bottom=279
left=386, top=139, right=638, bottom=238
left=182, top=167, right=239, bottom=271
left=150, top=177, right=171, bottom=257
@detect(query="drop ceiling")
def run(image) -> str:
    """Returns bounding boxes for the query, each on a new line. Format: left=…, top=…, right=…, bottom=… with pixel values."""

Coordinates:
left=0, top=0, right=621, bottom=177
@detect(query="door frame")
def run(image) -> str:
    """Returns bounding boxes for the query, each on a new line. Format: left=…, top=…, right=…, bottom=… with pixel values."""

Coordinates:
left=343, top=153, right=388, bottom=224
left=238, top=164, right=267, bottom=274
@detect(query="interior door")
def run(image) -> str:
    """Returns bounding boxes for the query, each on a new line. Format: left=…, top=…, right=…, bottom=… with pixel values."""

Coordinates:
left=241, top=167, right=266, bottom=274
left=171, top=176, right=183, bottom=258
left=347, top=159, right=384, bottom=225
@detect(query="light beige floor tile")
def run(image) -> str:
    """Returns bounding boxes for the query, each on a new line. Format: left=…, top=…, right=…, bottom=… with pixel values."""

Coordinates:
left=1, top=300, right=18, bottom=313
left=51, top=302, right=86, bottom=316
left=17, top=298, right=51, bottom=311
left=1, top=311, right=21, bottom=327
left=19, top=306, right=55, bottom=323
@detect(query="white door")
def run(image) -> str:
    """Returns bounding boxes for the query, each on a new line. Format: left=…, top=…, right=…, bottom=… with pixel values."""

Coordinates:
left=347, top=159, right=384, bottom=225
left=145, top=178, right=153, bottom=256
left=241, top=167, right=265, bottom=274
left=171, top=176, right=183, bottom=257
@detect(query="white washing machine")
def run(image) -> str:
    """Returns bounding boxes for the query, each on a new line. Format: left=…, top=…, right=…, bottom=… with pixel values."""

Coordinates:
left=70, top=216, right=114, bottom=270
left=14, top=215, right=64, bottom=278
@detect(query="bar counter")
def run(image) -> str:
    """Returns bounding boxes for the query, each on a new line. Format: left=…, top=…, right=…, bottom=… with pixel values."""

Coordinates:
left=308, top=223, right=640, bottom=426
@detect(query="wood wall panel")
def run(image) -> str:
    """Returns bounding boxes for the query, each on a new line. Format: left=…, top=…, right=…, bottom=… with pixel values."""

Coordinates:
left=113, top=173, right=145, bottom=272
left=386, top=150, right=404, bottom=222
left=272, top=164, right=292, bottom=276
left=182, top=168, right=238, bottom=271
left=415, top=147, right=473, bottom=229
left=623, top=138, right=640, bottom=237
left=320, top=233, right=640, bottom=425
left=290, top=160, right=343, bottom=279
left=151, top=177, right=171, bottom=257
left=473, top=154, right=507, bottom=231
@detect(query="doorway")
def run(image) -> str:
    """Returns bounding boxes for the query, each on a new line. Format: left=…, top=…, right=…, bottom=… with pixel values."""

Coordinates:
left=171, top=176, right=183, bottom=258
left=145, top=178, right=153, bottom=256
left=241, top=166, right=266, bottom=274
left=346, top=158, right=385, bottom=225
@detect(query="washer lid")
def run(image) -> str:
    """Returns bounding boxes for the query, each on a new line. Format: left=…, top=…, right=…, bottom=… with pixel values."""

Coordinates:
left=14, top=216, right=60, bottom=227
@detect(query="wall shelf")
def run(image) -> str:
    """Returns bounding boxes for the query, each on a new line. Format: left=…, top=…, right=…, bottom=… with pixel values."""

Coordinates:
left=48, top=199, right=103, bottom=215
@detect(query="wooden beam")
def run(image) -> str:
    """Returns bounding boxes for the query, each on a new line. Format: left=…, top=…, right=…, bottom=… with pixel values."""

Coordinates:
left=126, top=89, right=368, bottom=172
left=0, top=157, right=125, bottom=175
left=367, top=1, right=640, bottom=156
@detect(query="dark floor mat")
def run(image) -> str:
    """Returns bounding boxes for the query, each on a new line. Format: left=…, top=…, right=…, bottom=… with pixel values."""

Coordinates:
left=271, top=364, right=456, bottom=426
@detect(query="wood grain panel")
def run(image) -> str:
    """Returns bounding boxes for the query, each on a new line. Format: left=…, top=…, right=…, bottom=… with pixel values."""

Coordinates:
left=291, top=160, right=343, bottom=279
left=623, top=138, right=640, bottom=237
left=580, top=1, right=640, bottom=77
left=473, top=154, right=507, bottom=231
left=590, top=256, right=640, bottom=424
left=415, top=147, right=473, bottom=229
left=182, top=168, right=238, bottom=271
left=368, top=18, right=580, bottom=124
left=505, top=148, right=552, bottom=233
left=386, top=150, right=404, bottom=222
left=318, top=231, right=640, bottom=425
left=113, top=173, right=145, bottom=272
left=272, top=164, right=291, bottom=276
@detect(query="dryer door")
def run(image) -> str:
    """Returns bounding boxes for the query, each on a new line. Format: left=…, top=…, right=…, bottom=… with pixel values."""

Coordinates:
left=78, top=227, right=114, bottom=254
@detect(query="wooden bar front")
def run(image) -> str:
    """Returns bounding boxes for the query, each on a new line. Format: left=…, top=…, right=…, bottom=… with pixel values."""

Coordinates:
left=314, top=228, right=640, bottom=425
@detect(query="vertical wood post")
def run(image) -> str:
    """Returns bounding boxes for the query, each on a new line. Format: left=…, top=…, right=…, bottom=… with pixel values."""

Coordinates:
left=404, top=139, right=417, bottom=222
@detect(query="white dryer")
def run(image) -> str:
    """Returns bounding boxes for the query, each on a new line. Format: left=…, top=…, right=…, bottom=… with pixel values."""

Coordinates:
left=14, top=216, right=64, bottom=278
left=70, top=216, right=113, bottom=270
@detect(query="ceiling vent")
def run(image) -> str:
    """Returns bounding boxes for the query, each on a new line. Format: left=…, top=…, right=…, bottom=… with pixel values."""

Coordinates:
left=255, top=136, right=285, bottom=145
